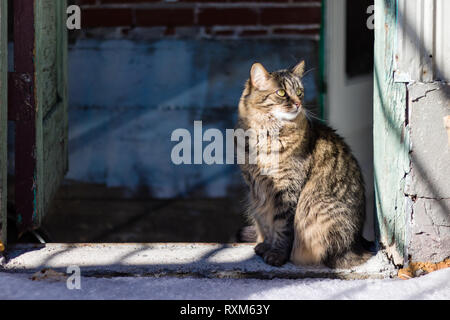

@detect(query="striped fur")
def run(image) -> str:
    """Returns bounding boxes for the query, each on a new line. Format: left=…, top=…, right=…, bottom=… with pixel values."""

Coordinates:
left=236, top=62, right=372, bottom=268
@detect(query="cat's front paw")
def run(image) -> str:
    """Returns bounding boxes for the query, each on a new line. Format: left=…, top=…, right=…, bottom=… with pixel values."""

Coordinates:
left=263, top=249, right=289, bottom=267
left=254, top=242, right=271, bottom=257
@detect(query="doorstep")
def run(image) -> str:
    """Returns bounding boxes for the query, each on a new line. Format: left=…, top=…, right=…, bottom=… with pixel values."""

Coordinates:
left=0, top=243, right=396, bottom=280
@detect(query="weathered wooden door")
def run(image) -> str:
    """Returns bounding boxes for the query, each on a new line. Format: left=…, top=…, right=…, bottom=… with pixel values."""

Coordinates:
left=0, top=0, right=7, bottom=249
left=9, top=0, right=68, bottom=235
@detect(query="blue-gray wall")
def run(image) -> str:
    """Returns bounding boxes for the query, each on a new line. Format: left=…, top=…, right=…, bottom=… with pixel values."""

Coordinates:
left=66, top=39, right=319, bottom=198
left=7, top=39, right=318, bottom=198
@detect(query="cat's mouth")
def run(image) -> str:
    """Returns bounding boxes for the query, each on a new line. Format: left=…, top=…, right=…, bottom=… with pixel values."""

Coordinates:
left=289, top=106, right=301, bottom=113
left=271, top=107, right=302, bottom=121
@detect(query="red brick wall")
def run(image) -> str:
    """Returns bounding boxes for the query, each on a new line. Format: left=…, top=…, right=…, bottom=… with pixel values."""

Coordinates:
left=75, top=0, right=322, bottom=39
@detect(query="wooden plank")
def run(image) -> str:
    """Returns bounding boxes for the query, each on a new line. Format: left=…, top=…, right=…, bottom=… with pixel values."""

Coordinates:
left=36, top=0, right=58, bottom=118
left=13, top=0, right=38, bottom=232
left=373, top=0, right=409, bottom=265
left=42, top=102, right=67, bottom=217
left=35, top=0, right=68, bottom=223
left=0, top=0, right=7, bottom=249
left=10, top=0, right=68, bottom=231
left=56, top=0, right=69, bottom=174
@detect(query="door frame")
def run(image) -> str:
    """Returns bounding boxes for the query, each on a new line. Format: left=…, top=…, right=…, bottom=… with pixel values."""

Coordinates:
left=0, top=0, right=7, bottom=249
left=6, top=0, right=68, bottom=242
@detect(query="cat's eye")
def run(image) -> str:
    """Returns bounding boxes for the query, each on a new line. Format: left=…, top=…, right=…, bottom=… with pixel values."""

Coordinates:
left=296, top=89, right=304, bottom=97
left=276, top=89, right=286, bottom=97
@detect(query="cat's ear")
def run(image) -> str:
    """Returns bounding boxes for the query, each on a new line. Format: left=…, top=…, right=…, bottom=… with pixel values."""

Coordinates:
left=292, top=60, right=305, bottom=77
left=250, top=63, right=271, bottom=90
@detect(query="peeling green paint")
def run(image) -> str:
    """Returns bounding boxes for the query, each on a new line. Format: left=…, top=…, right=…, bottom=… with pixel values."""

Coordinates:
left=32, top=0, right=68, bottom=229
left=373, top=0, right=409, bottom=265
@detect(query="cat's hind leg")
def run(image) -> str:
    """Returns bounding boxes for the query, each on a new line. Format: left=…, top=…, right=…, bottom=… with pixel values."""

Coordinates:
left=290, top=198, right=359, bottom=267
left=290, top=224, right=327, bottom=266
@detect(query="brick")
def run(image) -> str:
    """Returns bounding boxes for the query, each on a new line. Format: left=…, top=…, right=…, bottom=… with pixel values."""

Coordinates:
left=82, top=8, right=133, bottom=27
left=164, top=26, right=176, bottom=36
left=177, top=0, right=288, bottom=2
left=290, top=0, right=321, bottom=2
left=92, top=0, right=320, bottom=3
left=135, top=8, right=195, bottom=26
left=239, top=29, right=268, bottom=36
left=272, top=27, right=320, bottom=35
left=213, top=29, right=235, bottom=36
left=98, top=0, right=318, bottom=2
left=100, top=0, right=161, bottom=3
left=77, top=0, right=96, bottom=5
left=225, top=0, right=290, bottom=2
left=198, top=8, right=259, bottom=26
left=260, top=7, right=321, bottom=25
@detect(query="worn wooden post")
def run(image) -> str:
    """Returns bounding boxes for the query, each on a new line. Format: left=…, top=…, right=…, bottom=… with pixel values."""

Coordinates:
left=0, top=0, right=7, bottom=250
left=373, top=0, right=409, bottom=265
left=9, top=0, right=68, bottom=234
left=10, top=0, right=38, bottom=233
left=33, top=0, right=69, bottom=228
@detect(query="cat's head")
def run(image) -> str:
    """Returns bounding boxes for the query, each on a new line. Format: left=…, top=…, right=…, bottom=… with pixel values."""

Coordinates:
left=239, top=61, right=307, bottom=125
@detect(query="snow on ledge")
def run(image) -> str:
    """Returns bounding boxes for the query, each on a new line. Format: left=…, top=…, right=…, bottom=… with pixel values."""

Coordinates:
left=1, top=243, right=396, bottom=280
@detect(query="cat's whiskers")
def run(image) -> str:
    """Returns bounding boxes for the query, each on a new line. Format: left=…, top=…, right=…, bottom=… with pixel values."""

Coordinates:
left=302, top=68, right=316, bottom=78
left=302, top=108, right=322, bottom=122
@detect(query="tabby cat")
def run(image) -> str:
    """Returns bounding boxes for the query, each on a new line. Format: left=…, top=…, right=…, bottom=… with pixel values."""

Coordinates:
left=237, top=61, right=372, bottom=268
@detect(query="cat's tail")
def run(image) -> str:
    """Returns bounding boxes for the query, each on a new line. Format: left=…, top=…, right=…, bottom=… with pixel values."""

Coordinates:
left=324, top=237, right=376, bottom=269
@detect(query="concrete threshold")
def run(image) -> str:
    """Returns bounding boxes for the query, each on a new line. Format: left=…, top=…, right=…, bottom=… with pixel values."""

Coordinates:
left=0, top=243, right=397, bottom=280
